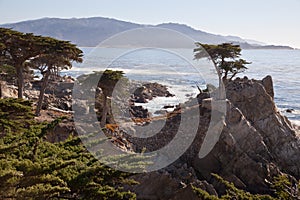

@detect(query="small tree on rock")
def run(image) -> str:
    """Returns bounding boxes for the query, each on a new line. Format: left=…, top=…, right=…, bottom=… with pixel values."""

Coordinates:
left=98, top=70, right=125, bottom=126
left=194, top=43, right=250, bottom=80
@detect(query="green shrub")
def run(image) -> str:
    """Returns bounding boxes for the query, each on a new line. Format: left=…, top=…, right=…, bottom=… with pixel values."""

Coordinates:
left=0, top=64, right=16, bottom=81
left=192, top=185, right=219, bottom=200
left=193, top=174, right=274, bottom=200
left=0, top=98, right=137, bottom=199
left=271, top=175, right=297, bottom=200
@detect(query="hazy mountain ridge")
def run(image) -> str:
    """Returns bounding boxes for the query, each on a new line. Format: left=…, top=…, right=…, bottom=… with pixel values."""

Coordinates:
left=0, top=17, right=294, bottom=49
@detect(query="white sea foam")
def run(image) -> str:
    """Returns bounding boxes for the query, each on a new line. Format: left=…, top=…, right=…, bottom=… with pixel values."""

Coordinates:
left=291, top=120, right=300, bottom=127
left=134, top=83, right=199, bottom=116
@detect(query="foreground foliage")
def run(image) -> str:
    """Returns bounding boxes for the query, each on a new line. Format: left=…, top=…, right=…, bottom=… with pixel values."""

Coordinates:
left=0, top=28, right=83, bottom=115
left=193, top=174, right=299, bottom=200
left=0, top=98, right=136, bottom=199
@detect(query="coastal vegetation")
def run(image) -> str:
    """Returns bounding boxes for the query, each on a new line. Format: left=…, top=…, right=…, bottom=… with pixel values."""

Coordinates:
left=0, top=28, right=299, bottom=199
left=0, top=28, right=83, bottom=116
left=0, top=98, right=137, bottom=199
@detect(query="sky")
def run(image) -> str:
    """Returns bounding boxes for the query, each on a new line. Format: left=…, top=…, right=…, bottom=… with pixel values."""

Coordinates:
left=0, top=0, right=300, bottom=48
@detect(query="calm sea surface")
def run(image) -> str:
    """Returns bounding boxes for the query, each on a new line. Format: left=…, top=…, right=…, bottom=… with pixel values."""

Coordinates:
left=64, top=48, right=300, bottom=122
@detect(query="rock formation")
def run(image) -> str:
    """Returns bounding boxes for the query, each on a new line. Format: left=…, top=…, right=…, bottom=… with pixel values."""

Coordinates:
left=132, top=82, right=174, bottom=103
left=125, top=76, right=300, bottom=198
left=0, top=81, right=18, bottom=98
left=196, top=76, right=298, bottom=195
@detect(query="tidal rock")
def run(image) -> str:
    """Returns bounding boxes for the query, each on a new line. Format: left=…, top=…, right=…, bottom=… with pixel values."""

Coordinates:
left=163, top=105, right=175, bottom=109
left=129, top=105, right=150, bottom=119
left=132, top=82, right=174, bottom=103
left=286, top=109, right=295, bottom=113
left=154, top=110, right=167, bottom=115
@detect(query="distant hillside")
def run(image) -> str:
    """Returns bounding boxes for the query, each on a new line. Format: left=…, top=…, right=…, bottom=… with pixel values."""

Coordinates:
left=0, top=17, right=294, bottom=49
left=0, top=17, right=141, bottom=47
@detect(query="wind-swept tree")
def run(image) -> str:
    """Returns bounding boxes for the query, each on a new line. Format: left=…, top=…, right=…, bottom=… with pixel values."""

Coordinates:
left=98, top=70, right=125, bottom=126
left=0, top=28, right=41, bottom=98
left=194, top=43, right=250, bottom=80
left=31, top=37, right=83, bottom=116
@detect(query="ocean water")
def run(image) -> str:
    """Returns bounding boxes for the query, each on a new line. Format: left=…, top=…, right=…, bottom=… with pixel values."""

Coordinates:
left=65, top=48, right=300, bottom=122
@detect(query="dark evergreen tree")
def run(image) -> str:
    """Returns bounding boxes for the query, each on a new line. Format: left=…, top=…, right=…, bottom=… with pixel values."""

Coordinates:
left=30, top=37, right=83, bottom=116
left=97, top=70, right=125, bottom=126
left=0, top=98, right=137, bottom=199
left=0, top=28, right=41, bottom=98
left=194, top=43, right=250, bottom=80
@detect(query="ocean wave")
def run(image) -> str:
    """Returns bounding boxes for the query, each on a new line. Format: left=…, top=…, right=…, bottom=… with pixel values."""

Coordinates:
left=291, top=120, right=300, bottom=127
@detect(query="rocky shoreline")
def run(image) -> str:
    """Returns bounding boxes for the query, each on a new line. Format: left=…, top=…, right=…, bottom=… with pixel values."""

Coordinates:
left=1, top=75, right=300, bottom=199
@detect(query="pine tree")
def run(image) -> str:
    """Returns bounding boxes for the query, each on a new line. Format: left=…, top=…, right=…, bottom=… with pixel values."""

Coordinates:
left=194, top=43, right=250, bottom=80
left=0, top=28, right=41, bottom=98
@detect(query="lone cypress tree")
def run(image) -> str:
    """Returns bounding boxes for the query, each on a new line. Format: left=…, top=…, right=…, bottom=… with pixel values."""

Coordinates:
left=194, top=43, right=250, bottom=80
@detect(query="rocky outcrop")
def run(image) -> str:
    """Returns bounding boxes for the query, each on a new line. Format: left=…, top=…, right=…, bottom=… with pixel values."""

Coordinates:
left=132, top=82, right=174, bottom=103
left=127, top=161, right=216, bottom=200
left=193, top=101, right=279, bottom=194
left=0, top=81, right=18, bottom=98
left=129, top=104, right=150, bottom=119
left=192, top=76, right=300, bottom=195
left=46, top=117, right=76, bottom=143
left=226, top=76, right=300, bottom=178
left=31, top=76, right=74, bottom=111
left=123, top=76, right=300, bottom=198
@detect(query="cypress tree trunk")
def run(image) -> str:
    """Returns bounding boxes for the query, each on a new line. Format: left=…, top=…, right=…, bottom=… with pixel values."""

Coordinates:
left=100, top=94, right=108, bottom=127
left=0, top=81, right=2, bottom=99
left=35, top=70, right=50, bottom=116
left=212, top=60, right=225, bottom=100
left=16, top=66, right=24, bottom=99
left=224, top=70, right=228, bottom=80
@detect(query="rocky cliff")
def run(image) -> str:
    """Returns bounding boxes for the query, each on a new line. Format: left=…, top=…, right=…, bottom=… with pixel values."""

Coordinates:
left=212, top=75, right=298, bottom=194
left=125, top=76, right=300, bottom=199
